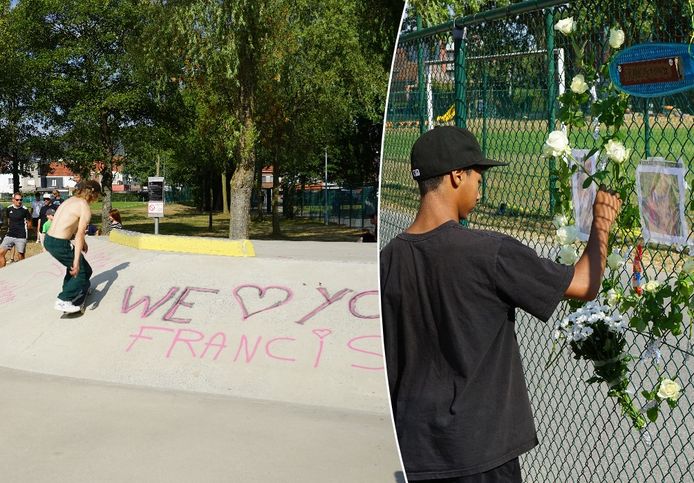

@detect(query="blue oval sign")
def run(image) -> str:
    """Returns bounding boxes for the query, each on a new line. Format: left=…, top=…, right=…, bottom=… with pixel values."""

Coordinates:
left=609, top=43, right=693, bottom=98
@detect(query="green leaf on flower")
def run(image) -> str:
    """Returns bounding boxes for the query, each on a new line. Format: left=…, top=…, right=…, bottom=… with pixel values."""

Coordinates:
left=642, top=390, right=653, bottom=400
left=582, top=176, right=594, bottom=189
left=631, top=316, right=646, bottom=332
left=667, top=399, right=678, bottom=409
left=647, top=406, right=659, bottom=423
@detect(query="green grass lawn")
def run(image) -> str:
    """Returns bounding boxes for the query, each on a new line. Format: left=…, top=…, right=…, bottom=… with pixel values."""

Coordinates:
left=90, top=202, right=370, bottom=242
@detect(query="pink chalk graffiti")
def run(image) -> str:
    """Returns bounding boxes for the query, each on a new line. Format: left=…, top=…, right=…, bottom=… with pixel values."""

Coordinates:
left=295, top=288, right=352, bottom=325
left=126, top=325, right=175, bottom=352
left=163, top=287, right=220, bottom=324
left=232, top=284, right=294, bottom=320
left=265, top=337, right=297, bottom=363
left=200, top=332, right=228, bottom=361
left=121, top=286, right=180, bottom=318
left=233, top=335, right=263, bottom=362
left=311, top=328, right=332, bottom=368
left=0, top=281, right=17, bottom=305
left=347, top=335, right=384, bottom=371
left=348, top=290, right=379, bottom=319
left=84, top=250, right=115, bottom=270
left=166, top=328, right=206, bottom=358
left=34, top=261, right=65, bottom=278
left=124, top=325, right=384, bottom=373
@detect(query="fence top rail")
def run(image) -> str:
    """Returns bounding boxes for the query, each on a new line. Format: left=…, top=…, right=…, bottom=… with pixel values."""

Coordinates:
left=400, top=0, right=568, bottom=43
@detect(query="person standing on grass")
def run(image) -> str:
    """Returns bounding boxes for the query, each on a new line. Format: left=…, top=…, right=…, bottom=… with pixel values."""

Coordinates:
left=51, top=189, right=63, bottom=209
left=44, top=180, right=101, bottom=313
left=0, top=193, right=32, bottom=268
left=31, top=192, right=43, bottom=242
left=37, top=194, right=53, bottom=246
left=380, top=126, right=622, bottom=482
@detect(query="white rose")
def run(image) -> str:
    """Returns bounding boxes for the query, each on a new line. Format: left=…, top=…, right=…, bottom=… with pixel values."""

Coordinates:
left=604, top=139, right=629, bottom=164
left=607, top=251, right=625, bottom=270
left=552, top=214, right=568, bottom=229
left=556, top=224, right=579, bottom=244
left=643, top=280, right=660, bottom=293
left=657, top=378, right=681, bottom=401
left=609, top=27, right=625, bottom=49
left=559, top=245, right=578, bottom=265
left=544, top=130, right=571, bottom=157
left=682, top=258, right=694, bottom=274
left=606, top=288, right=621, bottom=307
left=570, top=74, right=589, bottom=94
left=554, top=17, right=574, bottom=35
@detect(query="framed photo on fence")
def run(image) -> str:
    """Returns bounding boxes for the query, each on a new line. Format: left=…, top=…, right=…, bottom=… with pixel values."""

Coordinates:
left=635, top=159, right=690, bottom=246
left=571, top=149, right=598, bottom=241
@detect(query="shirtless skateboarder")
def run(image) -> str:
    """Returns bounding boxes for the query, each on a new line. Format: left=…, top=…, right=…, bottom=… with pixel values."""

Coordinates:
left=44, top=180, right=101, bottom=313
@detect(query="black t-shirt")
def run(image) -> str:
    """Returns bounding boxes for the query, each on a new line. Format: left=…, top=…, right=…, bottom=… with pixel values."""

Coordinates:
left=380, top=221, right=574, bottom=480
left=4, top=205, right=31, bottom=239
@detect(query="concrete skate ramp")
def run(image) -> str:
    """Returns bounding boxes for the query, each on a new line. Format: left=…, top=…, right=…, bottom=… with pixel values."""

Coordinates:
left=0, top=237, right=402, bottom=482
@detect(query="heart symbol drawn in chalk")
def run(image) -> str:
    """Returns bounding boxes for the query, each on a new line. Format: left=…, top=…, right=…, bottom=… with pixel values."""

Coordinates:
left=233, top=285, right=294, bottom=320
left=312, top=328, right=332, bottom=339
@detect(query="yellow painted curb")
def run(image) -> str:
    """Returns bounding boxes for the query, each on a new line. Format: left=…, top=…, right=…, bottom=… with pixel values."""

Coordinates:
left=109, top=229, right=255, bottom=257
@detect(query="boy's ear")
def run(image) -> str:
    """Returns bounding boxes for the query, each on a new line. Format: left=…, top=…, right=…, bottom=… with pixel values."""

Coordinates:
left=449, top=169, right=465, bottom=188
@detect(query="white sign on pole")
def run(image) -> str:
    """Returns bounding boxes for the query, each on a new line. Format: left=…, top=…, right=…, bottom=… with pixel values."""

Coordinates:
left=147, top=177, right=165, bottom=219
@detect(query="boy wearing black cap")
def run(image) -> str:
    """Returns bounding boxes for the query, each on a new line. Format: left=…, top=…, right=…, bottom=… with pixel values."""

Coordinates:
left=380, top=126, right=621, bottom=482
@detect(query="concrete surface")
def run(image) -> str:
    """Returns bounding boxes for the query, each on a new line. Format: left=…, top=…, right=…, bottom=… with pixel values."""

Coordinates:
left=0, top=237, right=402, bottom=482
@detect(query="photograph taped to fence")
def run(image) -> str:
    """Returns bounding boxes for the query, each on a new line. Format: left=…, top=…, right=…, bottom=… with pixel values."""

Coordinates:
left=571, top=149, right=597, bottom=241
left=635, top=161, right=690, bottom=246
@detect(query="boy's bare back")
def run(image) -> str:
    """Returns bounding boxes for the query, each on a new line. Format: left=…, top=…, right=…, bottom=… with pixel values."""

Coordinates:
left=47, top=197, right=91, bottom=240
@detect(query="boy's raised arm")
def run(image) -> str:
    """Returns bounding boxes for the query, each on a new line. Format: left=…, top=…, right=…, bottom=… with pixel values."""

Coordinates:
left=565, top=187, right=622, bottom=301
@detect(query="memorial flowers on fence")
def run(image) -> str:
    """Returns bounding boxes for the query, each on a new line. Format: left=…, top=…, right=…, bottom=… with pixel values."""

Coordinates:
left=543, top=17, right=693, bottom=431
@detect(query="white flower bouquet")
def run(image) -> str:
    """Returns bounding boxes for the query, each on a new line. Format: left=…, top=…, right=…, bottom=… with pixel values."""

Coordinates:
left=549, top=301, right=646, bottom=429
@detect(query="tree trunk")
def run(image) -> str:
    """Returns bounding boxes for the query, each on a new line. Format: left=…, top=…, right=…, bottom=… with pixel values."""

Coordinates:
left=99, top=112, right=114, bottom=234
left=221, top=170, right=228, bottom=215
left=101, top=163, right=113, bottom=234
left=11, top=148, right=19, bottom=194
left=271, top=154, right=281, bottom=237
left=229, top=117, right=255, bottom=240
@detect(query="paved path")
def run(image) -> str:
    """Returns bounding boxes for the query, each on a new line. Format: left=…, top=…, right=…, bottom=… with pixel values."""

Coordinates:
left=0, top=237, right=402, bottom=482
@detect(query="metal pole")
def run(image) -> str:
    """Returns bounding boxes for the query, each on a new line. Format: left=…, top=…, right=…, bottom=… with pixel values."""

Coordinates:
left=481, top=66, right=488, bottom=202
left=155, top=154, right=160, bottom=235
left=324, top=147, right=328, bottom=225
left=453, top=27, right=467, bottom=129
left=417, top=15, right=427, bottom=135
left=643, top=99, right=651, bottom=158
left=546, top=7, right=558, bottom=216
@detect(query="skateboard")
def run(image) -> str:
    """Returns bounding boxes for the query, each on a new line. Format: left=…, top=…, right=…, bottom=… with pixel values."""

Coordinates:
left=61, top=288, right=93, bottom=318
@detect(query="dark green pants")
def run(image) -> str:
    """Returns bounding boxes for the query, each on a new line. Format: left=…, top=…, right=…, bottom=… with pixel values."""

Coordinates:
left=44, top=234, right=92, bottom=305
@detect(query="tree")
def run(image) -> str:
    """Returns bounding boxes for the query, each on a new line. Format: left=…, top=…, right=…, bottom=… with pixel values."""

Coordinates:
left=0, top=0, right=43, bottom=193
left=22, top=0, right=151, bottom=232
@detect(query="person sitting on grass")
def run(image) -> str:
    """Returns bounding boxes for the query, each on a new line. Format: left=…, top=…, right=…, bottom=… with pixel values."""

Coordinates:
left=108, top=208, right=123, bottom=230
left=44, top=180, right=101, bottom=313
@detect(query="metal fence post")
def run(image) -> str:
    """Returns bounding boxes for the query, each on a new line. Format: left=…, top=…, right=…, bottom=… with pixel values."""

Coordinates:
left=453, top=26, right=467, bottom=129
left=481, top=66, right=489, bottom=202
left=643, top=98, right=652, bottom=158
left=417, top=15, right=427, bottom=134
left=545, top=7, right=557, bottom=216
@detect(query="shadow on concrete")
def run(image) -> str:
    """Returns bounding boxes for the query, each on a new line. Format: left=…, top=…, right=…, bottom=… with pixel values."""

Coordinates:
left=394, top=471, right=406, bottom=483
left=89, top=262, right=129, bottom=309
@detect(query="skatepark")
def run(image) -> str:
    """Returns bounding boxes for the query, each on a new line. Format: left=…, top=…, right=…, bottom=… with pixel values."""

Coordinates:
left=0, top=234, right=403, bottom=482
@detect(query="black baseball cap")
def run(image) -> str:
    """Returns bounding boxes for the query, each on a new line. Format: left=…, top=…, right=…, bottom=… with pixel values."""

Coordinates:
left=410, top=126, right=507, bottom=180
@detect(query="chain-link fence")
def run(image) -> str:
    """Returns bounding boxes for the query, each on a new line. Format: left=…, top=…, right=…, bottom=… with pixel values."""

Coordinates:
left=295, top=184, right=378, bottom=228
left=381, top=1, right=693, bottom=481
